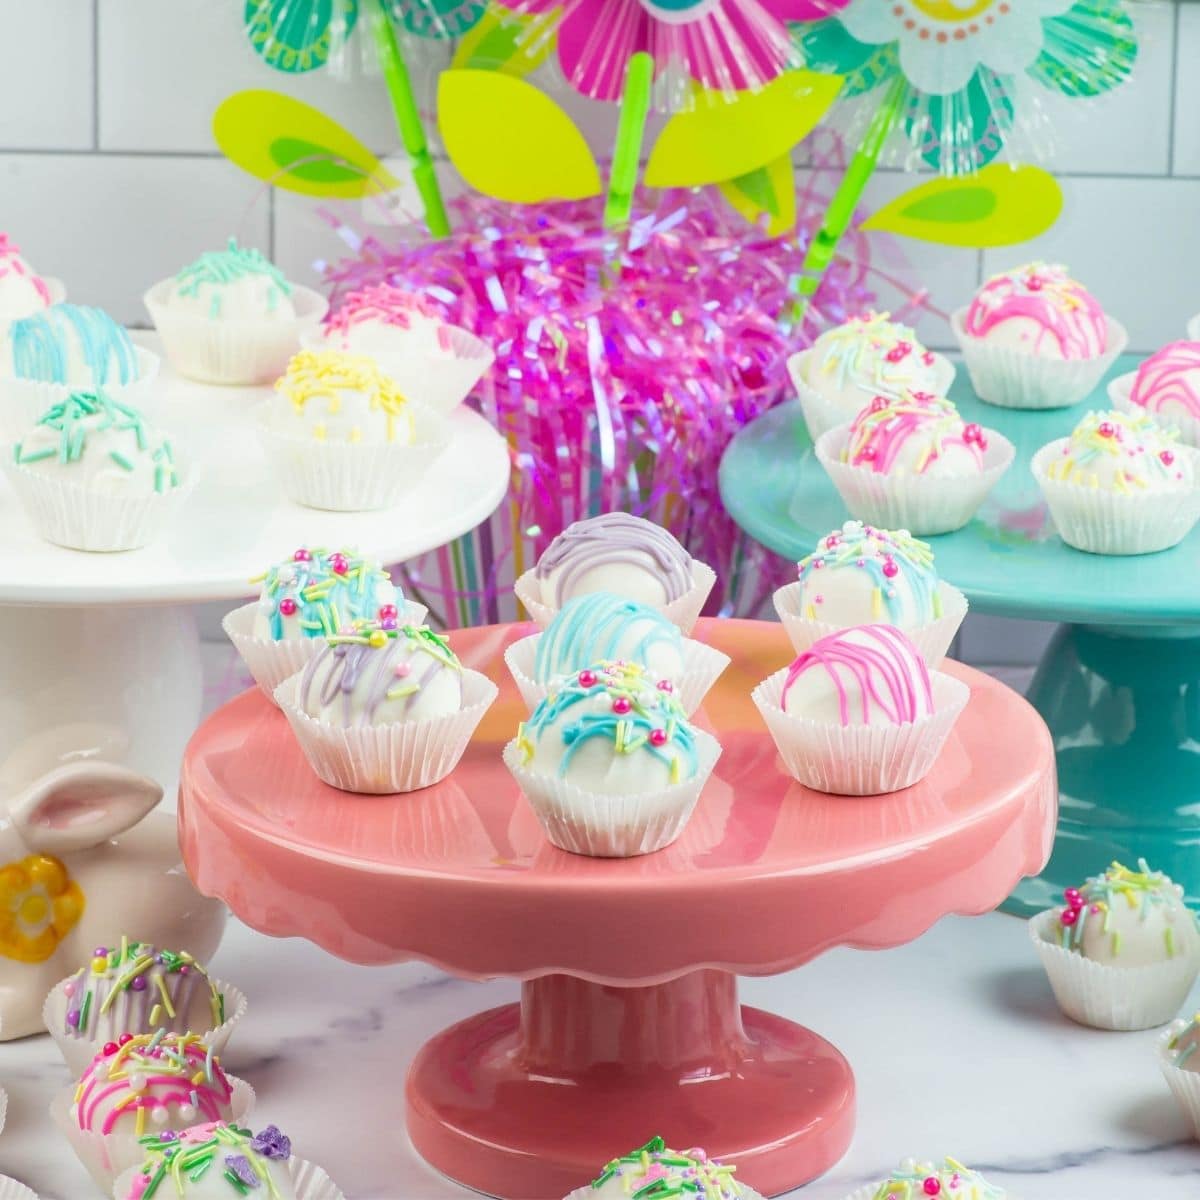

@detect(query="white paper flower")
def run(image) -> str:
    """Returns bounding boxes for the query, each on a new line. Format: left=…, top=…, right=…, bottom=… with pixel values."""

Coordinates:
left=841, top=0, right=1075, bottom=95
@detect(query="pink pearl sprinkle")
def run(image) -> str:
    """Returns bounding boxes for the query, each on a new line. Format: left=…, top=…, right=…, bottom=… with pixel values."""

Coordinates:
left=882, top=558, right=899, bottom=579
left=656, top=680, right=673, bottom=692
left=1061, top=908, right=1078, bottom=926
left=293, top=548, right=312, bottom=562
left=578, top=670, right=598, bottom=688
left=278, top=597, right=298, bottom=616
left=649, top=729, right=668, bottom=746
left=1026, top=275, right=1044, bottom=291
left=394, top=662, right=411, bottom=677
left=923, top=1178, right=941, bottom=1196
left=1161, top=449, right=1175, bottom=466
left=612, top=696, right=632, bottom=715
left=1097, top=421, right=1115, bottom=438
left=1064, top=887, right=1082, bottom=907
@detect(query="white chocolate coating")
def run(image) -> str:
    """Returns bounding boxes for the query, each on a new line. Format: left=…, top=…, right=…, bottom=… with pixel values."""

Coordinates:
left=870, top=1156, right=1008, bottom=1199
left=167, top=273, right=295, bottom=323
left=576, top=1138, right=755, bottom=1200
left=1042, top=410, right=1191, bottom=494
left=842, top=391, right=987, bottom=481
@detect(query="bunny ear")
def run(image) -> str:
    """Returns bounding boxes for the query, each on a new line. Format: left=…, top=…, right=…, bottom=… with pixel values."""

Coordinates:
left=9, top=762, right=162, bottom=857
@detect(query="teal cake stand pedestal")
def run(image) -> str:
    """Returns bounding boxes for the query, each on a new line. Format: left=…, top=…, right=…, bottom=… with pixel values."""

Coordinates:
left=719, top=355, right=1200, bottom=916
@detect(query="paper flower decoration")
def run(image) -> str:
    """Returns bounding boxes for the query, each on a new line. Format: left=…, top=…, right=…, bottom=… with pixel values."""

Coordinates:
left=494, top=0, right=850, bottom=105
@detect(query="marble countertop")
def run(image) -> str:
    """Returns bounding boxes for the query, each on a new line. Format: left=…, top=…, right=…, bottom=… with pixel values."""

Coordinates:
left=2, top=909, right=1197, bottom=1199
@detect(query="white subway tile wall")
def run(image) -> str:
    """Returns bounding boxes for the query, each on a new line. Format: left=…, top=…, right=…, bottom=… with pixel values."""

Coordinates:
left=1, top=0, right=1193, bottom=662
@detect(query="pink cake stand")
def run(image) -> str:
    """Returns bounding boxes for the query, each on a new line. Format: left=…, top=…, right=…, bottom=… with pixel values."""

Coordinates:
left=178, top=619, right=1056, bottom=1199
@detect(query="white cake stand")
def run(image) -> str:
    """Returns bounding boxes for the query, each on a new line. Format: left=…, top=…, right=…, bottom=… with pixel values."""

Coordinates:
left=0, top=336, right=511, bottom=785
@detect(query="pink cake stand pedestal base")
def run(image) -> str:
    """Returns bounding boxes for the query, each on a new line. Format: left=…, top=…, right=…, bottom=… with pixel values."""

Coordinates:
left=408, top=971, right=854, bottom=1199
left=179, top=619, right=1056, bottom=1199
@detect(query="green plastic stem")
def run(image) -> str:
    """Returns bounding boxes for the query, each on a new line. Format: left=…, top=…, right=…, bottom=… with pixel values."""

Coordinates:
left=604, top=52, right=655, bottom=230
left=368, top=0, right=452, bottom=238
left=787, top=74, right=907, bottom=323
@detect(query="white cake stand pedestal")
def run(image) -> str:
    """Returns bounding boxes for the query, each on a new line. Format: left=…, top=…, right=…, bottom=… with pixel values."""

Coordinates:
left=0, top=337, right=511, bottom=786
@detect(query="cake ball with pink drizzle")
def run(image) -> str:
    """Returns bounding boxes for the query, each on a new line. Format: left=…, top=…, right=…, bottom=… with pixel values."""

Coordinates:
left=788, top=310, right=955, bottom=439
left=564, top=1137, right=764, bottom=1200
left=275, top=622, right=497, bottom=793
left=752, top=624, right=968, bottom=795
left=1109, top=340, right=1200, bottom=448
left=307, top=282, right=494, bottom=415
left=0, top=232, right=62, bottom=321
left=515, top=512, right=716, bottom=634
left=953, top=262, right=1126, bottom=409
left=1033, top=409, right=1200, bottom=555
left=814, top=390, right=1013, bottom=536
left=52, top=1032, right=252, bottom=1192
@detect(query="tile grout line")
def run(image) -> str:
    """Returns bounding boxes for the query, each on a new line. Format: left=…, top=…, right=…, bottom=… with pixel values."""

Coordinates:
left=1167, top=0, right=1181, bottom=176
left=91, top=0, right=99, bottom=150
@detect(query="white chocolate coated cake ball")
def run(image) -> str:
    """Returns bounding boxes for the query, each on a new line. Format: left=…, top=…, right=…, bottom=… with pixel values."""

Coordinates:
left=4, top=303, right=139, bottom=386
left=167, top=239, right=296, bottom=323
left=573, top=1137, right=761, bottom=1200
left=843, top=391, right=987, bottom=480
left=1042, top=410, right=1191, bottom=494
left=870, top=1156, right=1009, bottom=1199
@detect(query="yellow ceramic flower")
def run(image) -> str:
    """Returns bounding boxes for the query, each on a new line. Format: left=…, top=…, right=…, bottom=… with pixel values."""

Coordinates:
left=0, top=854, right=85, bottom=963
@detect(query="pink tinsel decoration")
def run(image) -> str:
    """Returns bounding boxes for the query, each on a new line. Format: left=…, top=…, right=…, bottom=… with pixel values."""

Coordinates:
left=319, top=141, right=932, bottom=625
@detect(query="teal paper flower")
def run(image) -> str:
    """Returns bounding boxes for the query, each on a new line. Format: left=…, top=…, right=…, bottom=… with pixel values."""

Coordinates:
left=793, top=0, right=1138, bottom=174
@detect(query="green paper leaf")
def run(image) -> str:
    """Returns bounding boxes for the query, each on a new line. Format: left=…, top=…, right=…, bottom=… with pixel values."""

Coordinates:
left=1031, top=0, right=1137, bottom=97
left=645, top=70, right=842, bottom=189
left=214, top=90, right=394, bottom=198
left=717, top=154, right=796, bottom=237
left=437, top=70, right=601, bottom=202
left=861, top=165, right=1063, bottom=248
left=451, top=4, right=557, bottom=74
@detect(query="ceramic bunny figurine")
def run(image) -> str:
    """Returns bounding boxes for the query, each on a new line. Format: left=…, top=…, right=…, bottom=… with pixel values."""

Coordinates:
left=0, top=753, right=226, bottom=1040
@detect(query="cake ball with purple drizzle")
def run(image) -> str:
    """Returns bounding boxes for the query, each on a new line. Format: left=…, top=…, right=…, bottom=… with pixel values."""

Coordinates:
left=564, top=1136, right=764, bottom=1200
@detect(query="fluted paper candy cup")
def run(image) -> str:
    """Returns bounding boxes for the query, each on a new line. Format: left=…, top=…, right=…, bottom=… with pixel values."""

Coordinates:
left=43, top=972, right=248, bottom=1079
left=814, top=425, right=1014, bottom=538
left=1110, top=368, right=1200, bottom=450
left=772, top=580, right=968, bottom=667
left=1032, top=441, right=1200, bottom=555
left=222, top=598, right=428, bottom=708
left=275, top=669, right=498, bottom=794
left=257, top=402, right=451, bottom=513
left=952, top=308, right=1128, bottom=410
left=113, top=1154, right=346, bottom=1200
left=145, top=279, right=327, bottom=386
left=752, top=668, right=968, bottom=796
left=1029, top=908, right=1200, bottom=1031
left=503, top=632, right=730, bottom=718
left=503, top=731, right=721, bottom=858
left=1158, top=1020, right=1200, bottom=1139
left=564, top=1184, right=764, bottom=1200
left=789, top=347, right=956, bottom=442
left=514, top=560, right=717, bottom=636
left=0, top=345, right=160, bottom=441
left=0, top=1085, right=5, bottom=1136
left=0, top=1179, right=36, bottom=1200
left=52, top=1075, right=255, bottom=1194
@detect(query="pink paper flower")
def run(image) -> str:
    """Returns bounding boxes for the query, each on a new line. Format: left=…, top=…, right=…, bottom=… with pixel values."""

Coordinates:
left=498, top=0, right=849, bottom=104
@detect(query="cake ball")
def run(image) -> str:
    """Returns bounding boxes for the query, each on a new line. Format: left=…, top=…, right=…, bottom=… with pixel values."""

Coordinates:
left=1125, top=340, right=1200, bottom=446
left=568, top=1136, right=762, bottom=1200
left=964, top=262, right=1106, bottom=360
left=319, top=282, right=443, bottom=354
left=167, top=238, right=295, bottom=322
left=1031, top=860, right=1200, bottom=1030
left=252, top=547, right=399, bottom=642
left=4, top=303, right=139, bottom=386
left=0, top=232, right=52, bottom=320
left=534, top=592, right=685, bottom=684
left=842, top=391, right=988, bottom=480
left=117, top=1123, right=300, bottom=1200
left=1161, top=1011, right=1200, bottom=1140
left=1043, top=410, right=1190, bottom=495
left=863, top=1157, right=1009, bottom=1200
left=271, top=349, right=412, bottom=445
left=534, top=513, right=694, bottom=610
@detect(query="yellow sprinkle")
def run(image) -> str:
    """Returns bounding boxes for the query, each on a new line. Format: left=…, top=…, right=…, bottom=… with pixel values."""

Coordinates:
left=150, top=1003, right=162, bottom=1026
left=155, top=972, right=176, bottom=1020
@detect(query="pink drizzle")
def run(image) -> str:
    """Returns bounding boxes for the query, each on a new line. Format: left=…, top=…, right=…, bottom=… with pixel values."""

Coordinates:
left=781, top=625, right=933, bottom=727
left=0, top=233, right=50, bottom=305
left=846, top=392, right=985, bottom=475
left=964, top=264, right=1106, bottom=359
left=1130, top=340, right=1200, bottom=421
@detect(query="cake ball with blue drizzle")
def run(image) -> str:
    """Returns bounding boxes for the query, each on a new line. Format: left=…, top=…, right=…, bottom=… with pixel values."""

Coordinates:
left=851, top=1156, right=1010, bottom=1200
left=277, top=622, right=498, bottom=793
left=773, top=521, right=967, bottom=666
left=4, top=303, right=140, bottom=386
left=564, top=1137, right=763, bottom=1200
left=1031, top=860, right=1200, bottom=1030
left=505, top=660, right=721, bottom=857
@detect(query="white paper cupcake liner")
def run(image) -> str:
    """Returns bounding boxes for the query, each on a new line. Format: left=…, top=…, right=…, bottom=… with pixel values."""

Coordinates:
left=43, top=974, right=248, bottom=1079
left=0, top=1085, right=6, bottom=1136
left=814, top=426, right=1014, bottom=537
left=0, top=346, right=161, bottom=441
left=2, top=455, right=193, bottom=553
left=503, top=730, right=721, bottom=858
left=789, top=348, right=956, bottom=442
left=144, top=280, right=328, bottom=386
left=952, top=309, right=1128, bottom=410
left=565, top=1185, right=764, bottom=1200
left=0, top=1179, right=36, bottom=1200
left=222, top=598, right=428, bottom=707
left=772, top=580, right=968, bottom=667
left=1110, top=369, right=1200, bottom=450
left=303, top=321, right=495, bottom=416
left=275, top=669, right=498, bottom=794
left=752, top=668, right=968, bottom=796
left=53, top=1075, right=255, bottom=1194
left=503, top=632, right=730, bottom=718
left=113, top=1153, right=345, bottom=1200
left=257, top=403, right=450, bottom=513
left=514, top=560, right=717, bottom=637
left=1032, top=440, right=1200, bottom=555
left=1029, top=908, right=1200, bottom=1031
left=1158, top=1021, right=1200, bottom=1139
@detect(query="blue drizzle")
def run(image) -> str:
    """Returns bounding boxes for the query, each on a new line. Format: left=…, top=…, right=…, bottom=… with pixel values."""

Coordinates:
left=10, top=303, right=138, bottom=385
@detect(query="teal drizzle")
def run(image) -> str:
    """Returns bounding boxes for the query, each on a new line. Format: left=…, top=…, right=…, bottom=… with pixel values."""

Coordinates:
left=175, top=238, right=292, bottom=319
left=534, top=592, right=682, bottom=684
left=258, top=548, right=396, bottom=641
left=10, top=304, right=138, bottom=385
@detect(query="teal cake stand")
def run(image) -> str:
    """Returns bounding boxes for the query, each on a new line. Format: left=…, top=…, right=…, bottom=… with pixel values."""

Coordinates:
left=719, top=355, right=1200, bottom=916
